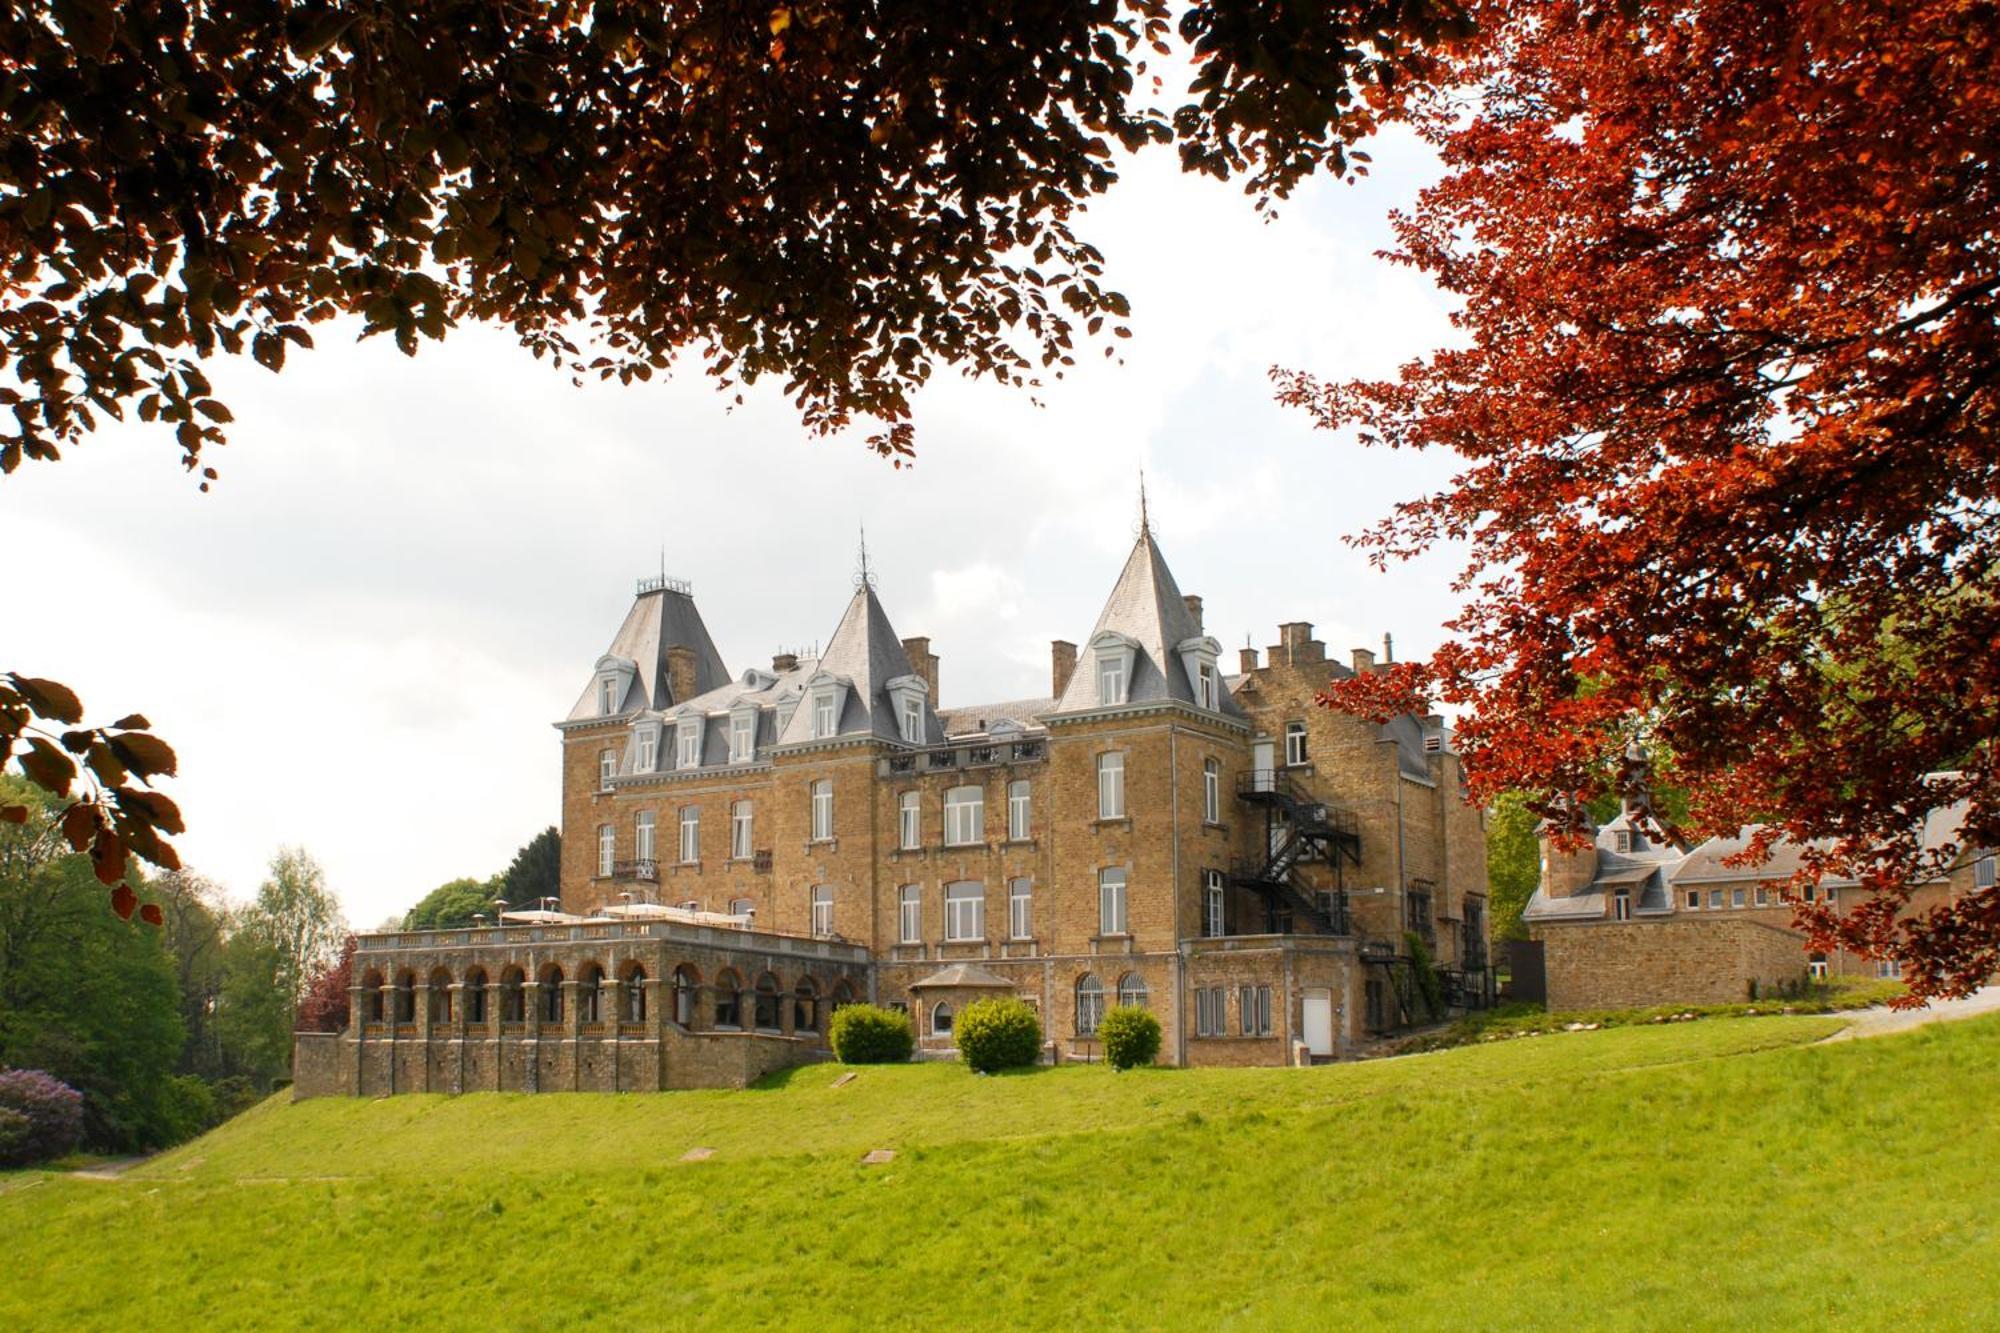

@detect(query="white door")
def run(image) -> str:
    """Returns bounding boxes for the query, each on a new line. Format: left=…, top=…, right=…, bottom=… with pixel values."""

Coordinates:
left=1252, top=740, right=1275, bottom=792
left=1302, top=989, right=1334, bottom=1057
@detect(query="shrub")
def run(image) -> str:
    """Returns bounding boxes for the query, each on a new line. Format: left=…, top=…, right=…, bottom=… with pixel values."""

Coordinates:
left=828, top=1004, right=914, bottom=1064
left=157, top=1075, right=219, bottom=1145
left=1098, top=1006, right=1162, bottom=1070
left=955, top=997, right=1042, bottom=1073
left=1406, top=931, right=1446, bottom=1022
left=0, top=1108, right=30, bottom=1164
left=0, top=1069, right=85, bottom=1167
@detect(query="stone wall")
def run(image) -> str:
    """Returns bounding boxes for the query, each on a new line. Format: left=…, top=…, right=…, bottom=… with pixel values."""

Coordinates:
left=292, top=1032, right=345, bottom=1098
left=1534, top=917, right=1809, bottom=1011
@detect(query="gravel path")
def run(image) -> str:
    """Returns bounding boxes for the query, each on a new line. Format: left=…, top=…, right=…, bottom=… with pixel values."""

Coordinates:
left=1823, top=985, right=2000, bottom=1043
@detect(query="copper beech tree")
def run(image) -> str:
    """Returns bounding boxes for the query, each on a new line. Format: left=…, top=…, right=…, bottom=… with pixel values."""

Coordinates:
left=1278, top=0, right=1999, bottom=999
left=2, top=0, right=1471, bottom=912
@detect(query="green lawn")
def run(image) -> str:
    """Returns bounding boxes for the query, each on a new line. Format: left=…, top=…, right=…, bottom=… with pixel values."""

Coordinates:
left=4, top=1014, right=1997, bottom=1329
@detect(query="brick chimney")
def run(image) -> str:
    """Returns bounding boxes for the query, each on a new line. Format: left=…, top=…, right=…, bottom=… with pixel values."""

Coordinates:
left=1274, top=623, right=1325, bottom=665
left=772, top=651, right=799, bottom=674
left=1183, top=595, right=1204, bottom=632
left=902, top=636, right=939, bottom=701
left=1239, top=645, right=1259, bottom=674
left=1051, top=640, right=1078, bottom=697
left=666, top=645, right=698, bottom=702
left=1350, top=647, right=1376, bottom=674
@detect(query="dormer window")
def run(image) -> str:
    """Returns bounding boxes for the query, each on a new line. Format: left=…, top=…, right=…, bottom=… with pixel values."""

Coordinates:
left=813, top=694, right=837, bottom=738
left=1178, top=635, right=1222, bottom=712
left=802, top=673, right=851, bottom=741
left=729, top=707, right=757, bottom=763
left=1098, top=655, right=1126, bottom=705
left=775, top=695, right=799, bottom=737
left=675, top=714, right=704, bottom=768
left=886, top=673, right=929, bottom=746
left=1614, top=830, right=1632, bottom=854
left=1198, top=663, right=1217, bottom=709
left=902, top=698, right=923, bottom=744
left=599, top=677, right=619, bottom=714
left=635, top=727, right=658, bottom=772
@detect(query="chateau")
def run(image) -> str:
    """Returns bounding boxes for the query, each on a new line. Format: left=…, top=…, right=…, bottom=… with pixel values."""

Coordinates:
left=295, top=519, right=1492, bottom=1096
left=1520, top=795, right=1995, bottom=1010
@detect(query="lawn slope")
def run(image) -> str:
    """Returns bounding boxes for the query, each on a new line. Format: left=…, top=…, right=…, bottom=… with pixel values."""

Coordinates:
left=4, top=1015, right=1997, bottom=1330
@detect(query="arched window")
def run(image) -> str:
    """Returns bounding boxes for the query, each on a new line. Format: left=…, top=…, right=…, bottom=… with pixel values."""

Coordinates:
left=831, top=979, right=857, bottom=1013
left=578, top=963, right=605, bottom=1024
left=427, top=967, right=453, bottom=1023
left=794, top=977, right=820, bottom=1033
left=362, top=969, right=385, bottom=1023
left=1117, top=973, right=1149, bottom=1010
left=1075, top=973, right=1105, bottom=1036
left=394, top=971, right=417, bottom=1024
left=539, top=964, right=565, bottom=1023
left=499, top=966, right=525, bottom=1023
left=674, top=964, right=701, bottom=1026
left=932, top=1001, right=954, bottom=1036
left=464, top=967, right=489, bottom=1024
left=713, top=969, right=742, bottom=1028
left=621, top=963, right=648, bottom=1022
left=754, top=972, right=783, bottom=1030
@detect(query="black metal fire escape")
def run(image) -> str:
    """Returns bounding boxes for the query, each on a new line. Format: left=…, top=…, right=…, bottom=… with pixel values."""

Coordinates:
left=1229, top=771, right=1362, bottom=935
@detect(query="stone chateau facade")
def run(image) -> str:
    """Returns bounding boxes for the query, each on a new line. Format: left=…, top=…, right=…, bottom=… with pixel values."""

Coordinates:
left=295, top=521, right=1492, bottom=1096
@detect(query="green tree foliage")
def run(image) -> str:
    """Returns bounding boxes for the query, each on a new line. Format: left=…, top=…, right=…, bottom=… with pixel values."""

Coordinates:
left=1484, top=792, right=1540, bottom=944
left=1405, top=931, right=1446, bottom=1023
left=1098, top=1006, right=1162, bottom=1071
left=211, top=848, right=346, bottom=1091
left=954, top=997, right=1043, bottom=1073
left=403, top=876, right=502, bottom=931
left=0, top=778, right=186, bottom=1151
left=154, top=869, right=231, bottom=1078
left=500, top=828, right=561, bottom=909
left=828, top=1003, right=914, bottom=1065
left=248, top=848, right=345, bottom=1007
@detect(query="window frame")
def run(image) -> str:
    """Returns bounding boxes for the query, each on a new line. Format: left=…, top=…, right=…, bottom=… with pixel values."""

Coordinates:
left=810, top=885, right=834, bottom=938
left=899, top=791, right=921, bottom=850
left=636, top=728, right=657, bottom=772
left=902, top=696, right=924, bottom=745
left=1097, top=751, right=1126, bottom=820
left=944, top=881, right=985, bottom=943
left=676, top=722, right=701, bottom=769
left=1075, top=974, right=1105, bottom=1036
left=730, top=800, right=753, bottom=861
left=1117, top=973, right=1148, bottom=1009
left=1284, top=721, right=1308, bottom=767
left=811, top=692, right=837, bottom=739
left=729, top=710, right=756, bottom=763
left=810, top=779, right=834, bottom=842
left=1099, top=867, right=1128, bottom=936
left=634, top=811, right=656, bottom=864
left=1203, top=759, right=1220, bottom=824
left=1202, top=868, right=1225, bottom=938
left=678, top=805, right=700, bottom=865
left=1008, top=780, right=1031, bottom=841
left=899, top=884, right=922, bottom=944
left=597, top=823, right=614, bottom=877
left=1097, top=655, right=1126, bottom=706
left=1008, top=877, right=1032, bottom=941
left=944, top=784, right=984, bottom=847
left=599, top=748, right=617, bottom=787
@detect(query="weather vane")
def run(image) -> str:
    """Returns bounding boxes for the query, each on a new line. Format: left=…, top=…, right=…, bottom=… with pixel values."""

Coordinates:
left=854, top=521, right=877, bottom=590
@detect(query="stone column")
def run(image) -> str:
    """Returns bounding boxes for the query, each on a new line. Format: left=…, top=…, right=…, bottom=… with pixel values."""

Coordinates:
left=486, top=980, right=503, bottom=1092
left=565, top=979, right=584, bottom=1090
left=522, top=981, right=541, bottom=1093
left=447, top=983, right=466, bottom=1094
left=604, top=977, right=625, bottom=1094
left=416, top=978, right=434, bottom=1093
left=347, top=982, right=368, bottom=1097
left=380, top=983, right=399, bottom=1094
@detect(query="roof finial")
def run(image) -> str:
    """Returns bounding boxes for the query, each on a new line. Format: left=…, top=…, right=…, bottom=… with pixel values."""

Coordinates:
left=1138, top=470, right=1150, bottom=537
left=854, top=521, right=877, bottom=590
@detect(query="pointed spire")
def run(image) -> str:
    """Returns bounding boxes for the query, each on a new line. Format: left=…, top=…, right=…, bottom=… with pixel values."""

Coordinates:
left=1138, top=470, right=1151, bottom=538
left=855, top=521, right=876, bottom=590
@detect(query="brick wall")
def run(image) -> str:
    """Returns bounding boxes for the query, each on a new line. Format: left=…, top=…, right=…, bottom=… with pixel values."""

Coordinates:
left=1534, top=917, right=1809, bottom=1010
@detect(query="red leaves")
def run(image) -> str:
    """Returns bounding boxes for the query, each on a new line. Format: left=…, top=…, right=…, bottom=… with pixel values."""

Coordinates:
left=1284, top=0, right=2000, bottom=1000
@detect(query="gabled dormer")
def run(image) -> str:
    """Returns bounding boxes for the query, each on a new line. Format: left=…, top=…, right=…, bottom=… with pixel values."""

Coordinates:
left=728, top=698, right=762, bottom=764
left=1177, top=635, right=1223, bottom=712
left=593, top=655, right=638, bottom=718
left=1089, top=631, right=1140, bottom=707
left=628, top=715, right=663, bottom=775
left=803, top=670, right=852, bottom=741
left=885, top=673, right=930, bottom=746
left=670, top=703, right=707, bottom=770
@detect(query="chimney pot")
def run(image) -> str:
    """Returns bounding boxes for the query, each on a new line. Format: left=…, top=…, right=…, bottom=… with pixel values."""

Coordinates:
left=901, top=636, right=939, bottom=701
left=772, top=651, right=799, bottom=673
left=1183, top=595, right=1204, bottom=632
left=1051, top=640, right=1078, bottom=697
left=1350, top=648, right=1376, bottom=674
left=1239, top=646, right=1259, bottom=674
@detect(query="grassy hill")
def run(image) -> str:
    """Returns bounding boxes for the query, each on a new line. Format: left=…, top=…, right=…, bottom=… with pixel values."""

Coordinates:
left=4, top=1014, right=1998, bottom=1329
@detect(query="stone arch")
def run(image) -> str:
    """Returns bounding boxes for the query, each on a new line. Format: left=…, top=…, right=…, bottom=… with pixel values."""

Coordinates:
left=427, top=966, right=454, bottom=1023
left=619, top=960, right=648, bottom=1022
left=931, top=999, right=954, bottom=1038
left=499, top=965, right=526, bottom=1023
left=793, top=976, right=820, bottom=1033
left=713, top=968, right=743, bottom=1028
left=673, top=963, right=702, bottom=1027
left=577, top=960, right=606, bottom=1024
left=463, top=966, right=489, bottom=1024
left=1116, top=971, right=1149, bottom=1010
left=831, top=978, right=857, bottom=1012
left=361, top=968, right=385, bottom=1023
left=1075, top=972, right=1105, bottom=1036
left=393, top=969, right=418, bottom=1024
left=753, top=971, right=783, bottom=1030
left=538, top=962, right=565, bottom=1023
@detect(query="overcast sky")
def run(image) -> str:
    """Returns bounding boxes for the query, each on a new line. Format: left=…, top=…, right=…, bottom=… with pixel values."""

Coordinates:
left=2, top=126, right=1469, bottom=929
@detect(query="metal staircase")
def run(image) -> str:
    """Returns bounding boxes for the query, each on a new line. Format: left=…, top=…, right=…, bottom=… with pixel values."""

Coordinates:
left=1229, top=770, right=1363, bottom=935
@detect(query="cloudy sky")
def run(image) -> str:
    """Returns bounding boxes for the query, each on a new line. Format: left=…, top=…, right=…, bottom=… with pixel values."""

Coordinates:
left=3, top=126, right=1469, bottom=929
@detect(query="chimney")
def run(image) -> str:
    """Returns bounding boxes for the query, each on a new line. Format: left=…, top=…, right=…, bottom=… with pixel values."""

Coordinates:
left=902, top=636, right=939, bottom=701
left=1275, top=622, right=1324, bottom=665
left=772, top=651, right=799, bottom=674
left=666, top=645, right=698, bottom=703
left=1183, top=595, right=1204, bottom=632
left=1540, top=823, right=1600, bottom=901
left=1239, top=645, right=1259, bottom=674
left=1051, top=640, right=1078, bottom=697
left=1350, top=647, right=1376, bottom=675
left=1383, top=632, right=1395, bottom=664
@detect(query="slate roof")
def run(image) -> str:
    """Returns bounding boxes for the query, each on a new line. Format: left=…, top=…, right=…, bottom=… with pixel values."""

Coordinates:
left=1049, top=526, right=1241, bottom=718
left=565, top=585, right=731, bottom=721
left=774, top=584, right=940, bottom=746
left=907, top=963, right=1016, bottom=990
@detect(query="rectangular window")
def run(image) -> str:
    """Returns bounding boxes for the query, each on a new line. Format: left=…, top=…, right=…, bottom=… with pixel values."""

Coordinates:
left=1098, top=656, right=1126, bottom=705
left=731, top=801, right=753, bottom=860
left=945, top=882, right=984, bottom=942
left=1008, top=780, right=1031, bottom=841
left=902, top=697, right=923, bottom=745
left=1203, top=760, right=1220, bottom=824
left=1613, top=890, right=1630, bottom=921
left=812, top=693, right=837, bottom=738
left=1977, top=856, right=1997, bottom=890
left=1755, top=885, right=1770, bottom=907
left=1809, top=957, right=1830, bottom=979
left=1203, top=869, right=1225, bottom=938
left=811, top=780, right=834, bottom=842
left=1708, top=889, right=1724, bottom=909
left=730, top=712, right=755, bottom=762
left=1009, top=878, right=1032, bottom=940
left=1875, top=958, right=1902, bottom=979
left=1824, top=886, right=1838, bottom=906
left=636, top=729, right=656, bottom=771
left=678, top=806, right=700, bottom=864
left=599, top=749, right=617, bottom=787
left=1686, top=890, right=1700, bottom=910
left=810, top=886, right=834, bottom=939
left=1285, top=722, right=1308, bottom=767
left=1240, top=985, right=1272, bottom=1036
left=635, top=811, right=656, bottom=863
left=676, top=724, right=701, bottom=768
left=597, top=823, right=614, bottom=877
left=599, top=677, right=618, bottom=714
left=1731, top=887, right=1746, bottom=909
left=1097, top=752, right=1125, bottom=819
left=899, top=885, right=922, bottom=944
left=944, top=785, right=983, bottom=847
left=899, top=791, right=921, bottom=850
left=1195, top=987, right=1216, bottom=1037
left=1197, top=662, right=1217, bottom=710
left=1099, top=867, right=1128, bottom=936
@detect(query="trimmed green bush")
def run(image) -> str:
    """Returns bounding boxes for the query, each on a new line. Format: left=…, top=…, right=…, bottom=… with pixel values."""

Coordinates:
left=1098, top=1006, right=1162, bottom=1070
left=828, top=1003, right=914, bottom=1064
left=955, top=997, right=1042, bottom=1073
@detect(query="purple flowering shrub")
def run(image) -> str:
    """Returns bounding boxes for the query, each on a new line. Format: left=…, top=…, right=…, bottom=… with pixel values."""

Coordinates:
left=0, top=1069, right=85, bottom=1166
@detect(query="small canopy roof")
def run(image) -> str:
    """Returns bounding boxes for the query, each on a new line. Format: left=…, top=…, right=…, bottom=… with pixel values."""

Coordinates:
left=498, top=908, right=587, bottom=925
left=908, top=962, right=1016, bottom=990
